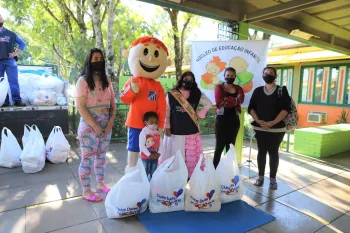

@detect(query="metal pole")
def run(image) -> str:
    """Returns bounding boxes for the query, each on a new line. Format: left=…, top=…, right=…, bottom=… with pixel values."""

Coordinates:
left=72, top=101, right=76, bottom=132
left=286, top=131, right=290, bottom=152
left=248, top=128, right=253, bottom=178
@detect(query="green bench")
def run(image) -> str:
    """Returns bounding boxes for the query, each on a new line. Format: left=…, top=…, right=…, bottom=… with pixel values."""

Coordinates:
left=294, top=124, right=350, bottom=158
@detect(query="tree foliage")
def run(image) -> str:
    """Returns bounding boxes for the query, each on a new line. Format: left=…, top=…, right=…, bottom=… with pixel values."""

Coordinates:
left=1, top=0, right=152, bottom=88
left=150, top=7, right=199, bottom=79
left=1, top=0, right=200, bottom=87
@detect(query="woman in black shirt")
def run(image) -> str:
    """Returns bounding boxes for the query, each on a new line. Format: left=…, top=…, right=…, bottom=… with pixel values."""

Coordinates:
left=248, top=66, right=291, bottom=190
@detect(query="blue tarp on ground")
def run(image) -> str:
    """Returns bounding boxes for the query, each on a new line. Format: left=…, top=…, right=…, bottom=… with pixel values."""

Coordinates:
left=138, top=200, right=275, bottom=233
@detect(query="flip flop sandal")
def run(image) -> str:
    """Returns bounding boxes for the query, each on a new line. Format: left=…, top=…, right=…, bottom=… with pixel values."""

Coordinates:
left=82, top=193, right=103, bottom=202
left=254, top=179, right=264, bottom=187
left=96, top=186, right=111, bottom=194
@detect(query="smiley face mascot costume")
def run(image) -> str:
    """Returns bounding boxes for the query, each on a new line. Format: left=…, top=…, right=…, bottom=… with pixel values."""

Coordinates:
left=121, top=36, right=170, bottom=167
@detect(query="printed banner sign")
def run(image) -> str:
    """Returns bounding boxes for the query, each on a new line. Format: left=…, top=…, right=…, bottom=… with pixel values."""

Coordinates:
left=190, top=40, right=269, bottom=107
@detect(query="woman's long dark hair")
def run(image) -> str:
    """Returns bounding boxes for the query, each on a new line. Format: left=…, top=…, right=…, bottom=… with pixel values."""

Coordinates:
left=174, top=71, right=201, bottom=96
left=80, top=48, right=109, bottom=91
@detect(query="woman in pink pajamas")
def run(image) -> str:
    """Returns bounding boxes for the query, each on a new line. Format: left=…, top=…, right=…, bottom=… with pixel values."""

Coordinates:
left=76, top=48, right=116, bottom=202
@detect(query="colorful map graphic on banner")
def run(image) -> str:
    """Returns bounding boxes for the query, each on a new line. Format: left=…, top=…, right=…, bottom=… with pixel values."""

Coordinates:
left=191, top=40, right=269, bottom=107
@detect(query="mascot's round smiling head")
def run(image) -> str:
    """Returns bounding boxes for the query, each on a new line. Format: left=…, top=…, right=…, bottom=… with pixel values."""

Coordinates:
left=124, top=36, right=171, bottom=79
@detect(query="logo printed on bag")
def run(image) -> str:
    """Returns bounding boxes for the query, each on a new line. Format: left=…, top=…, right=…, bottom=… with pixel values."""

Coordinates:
left=173, top=188, right=183, bottom=197
left=222, top=175, right=240, bottom=195
left=116, top=198, right=147, bottom=217
left=156, top=188, right=184, bottom=207
left=190, top=189, right=216, bottom=209
left=45, top=147, right=53, bottom=156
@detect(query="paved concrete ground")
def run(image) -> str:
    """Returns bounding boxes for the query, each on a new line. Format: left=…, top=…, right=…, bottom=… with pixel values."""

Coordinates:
left=0, top=135, right=349, bottom=233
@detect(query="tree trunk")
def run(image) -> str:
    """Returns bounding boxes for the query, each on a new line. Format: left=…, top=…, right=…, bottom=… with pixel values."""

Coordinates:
left=165, top=8, right=181, bottom=80
left=106, top=0, right=117, bottom=81
left=87, top=0, right=104, bottom=51
left=76, top=0, right=87, bottom=35
left=114, top=38, right=124, bottom=101
left=180, top=14, right=192, bottom=73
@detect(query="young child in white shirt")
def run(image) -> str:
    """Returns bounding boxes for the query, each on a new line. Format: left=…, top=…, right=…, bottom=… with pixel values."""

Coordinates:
left=139, top=111, right=162, bottom=179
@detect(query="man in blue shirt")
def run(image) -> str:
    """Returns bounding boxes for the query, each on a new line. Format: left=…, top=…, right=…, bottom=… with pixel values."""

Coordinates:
left=0, top=14, right=26, bottom=107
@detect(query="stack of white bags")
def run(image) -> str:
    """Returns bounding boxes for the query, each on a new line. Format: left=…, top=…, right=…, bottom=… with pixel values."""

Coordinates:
left=0, top=125, right=71, bottom=173
left=18, top=72, right=66, bottom=106
left=105, top=144, right=243, bottom=218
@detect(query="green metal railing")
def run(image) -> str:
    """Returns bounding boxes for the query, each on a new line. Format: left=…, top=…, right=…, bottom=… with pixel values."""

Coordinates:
left=68, top=102, right=217, bottom=141
left=68, top=102, right=293, bottom=151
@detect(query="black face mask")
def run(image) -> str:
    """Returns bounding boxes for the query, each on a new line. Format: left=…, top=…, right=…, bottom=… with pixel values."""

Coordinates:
left=263, top=74, right=276, bottom=84
left=0, top=22, right=3, bottom=27
left=225, top=78, right=235, bottom=84
left=90, top=61, right=104, bottom=72
left=182, top=81, right=193, bottom=90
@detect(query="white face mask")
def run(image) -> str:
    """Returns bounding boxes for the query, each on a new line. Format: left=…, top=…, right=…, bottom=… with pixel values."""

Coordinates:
left=147, top=124, right=157, bottom=131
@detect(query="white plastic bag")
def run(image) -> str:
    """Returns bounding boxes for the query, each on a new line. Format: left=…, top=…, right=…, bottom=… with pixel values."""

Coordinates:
left=56, top=93, right=67, bottom=106
left=46, top=126, right=70, bottom=163
left=18, top=74, right=30, bottom=105
left=22, top=124, right=31, bottom=148
left=20, top=125, right=46, bottom=173
left=105, top=159, right=150, bottom=218
left=20, top=92, right=30, bottom=105
left=33, top=90, right=57, bottom=106
left=149, top=151, right=188, bottom=213
left=18, top=74, right=29, bottom=93
left=185, top=155, right=221, bottom=212
left=0, top=77, right=10, bottom=107
left=0, top=128, right=22, bottom=168
left=216, top=144, right=244, bottom=203
left=53, top=78, right=64, bottom=94
left=39, top=76, right=56, bottom=92
left=158, top=136, right=172, bottom=165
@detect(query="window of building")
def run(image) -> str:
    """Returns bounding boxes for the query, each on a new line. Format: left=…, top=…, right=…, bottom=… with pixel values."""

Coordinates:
left=301, top=68, right=310, bottom=102
left=314, top=68, right=324, bottom=103
left=329, top=67, right=339, bottom=105
left=346, top=68, right=350, bottom=105
left=276, top=67, right=293, bottom=94
left=217, top=22, right=239, bottom=40
left=300, top=64, right=349, bottom=106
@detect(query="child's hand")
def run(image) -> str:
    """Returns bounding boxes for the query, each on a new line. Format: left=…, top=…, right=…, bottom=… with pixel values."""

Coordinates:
left=149, top=153, right=155, bottom=160
left=151, top=152, right=160, bottom=160
left=165, top=128, right=171, bottom=137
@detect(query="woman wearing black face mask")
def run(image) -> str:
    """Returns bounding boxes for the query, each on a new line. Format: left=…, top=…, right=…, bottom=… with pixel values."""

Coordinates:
left=75, top=48, right=116, bottom=202
left=213, top=67, right=244, bottom=168
left=248, top=66, right=291, bottom=190
left=163, top=71, right=212, bottom=178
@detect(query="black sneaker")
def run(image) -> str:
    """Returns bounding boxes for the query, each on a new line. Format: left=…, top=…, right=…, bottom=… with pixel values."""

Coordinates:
left=254, top=179, right=264, bottom=187
left=1, top=103, right=10, bottom=107
left=269, top=183, right=278, bottom=190
left=14, top=101, right=26, bottom=107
